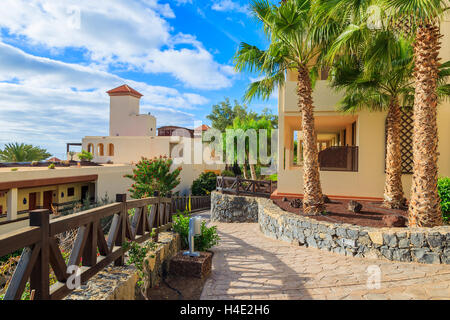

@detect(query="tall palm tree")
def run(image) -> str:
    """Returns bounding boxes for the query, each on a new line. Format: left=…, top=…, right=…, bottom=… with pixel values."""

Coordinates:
left=386, top=0, right=448, bottom=227
left=234, top=0, right=338, bottom=214
left=0, top=143, right=51, bottom=162
left=330, top=34, right=415, bottom=209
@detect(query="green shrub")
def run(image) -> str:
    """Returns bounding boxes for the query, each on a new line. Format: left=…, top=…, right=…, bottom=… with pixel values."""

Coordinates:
left=268, top=174, right=277, bottom=181
left=438, top=177, right=450, bottom=223
left=220, top=170, right=235, bottom=177
left=48, top=163, right=55, bottom=169
left=191, top=172, right=217, bottom=196
left=125, top=156, right=181, bottom=198
left=172, top=211, right=220, bottom=251
left=78, top=149, right=93, bottom=161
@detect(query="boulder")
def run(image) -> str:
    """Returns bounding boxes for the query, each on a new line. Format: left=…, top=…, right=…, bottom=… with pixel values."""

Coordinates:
left=382, top=215, right=407, bottom=227
left=348, top=200, right=362, bottom=213
left=282, top=197, right=289, bottom=202
left=290, top=198, right=302, bottom=208
left=322, top=195, right=331, bottom=203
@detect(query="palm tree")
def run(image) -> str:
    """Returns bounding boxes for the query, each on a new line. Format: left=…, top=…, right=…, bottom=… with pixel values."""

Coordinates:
left=330, top=34, right=415, bottom=209
left=0, top=143, right=51, bottom=162
left=385, top=0, right=448, bottom=226
left=226, top=117, right=274, bottom=180
left=234, top=0, right=338, bottom=214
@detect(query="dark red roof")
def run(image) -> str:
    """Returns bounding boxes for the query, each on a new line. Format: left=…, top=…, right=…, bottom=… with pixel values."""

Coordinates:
left=107, top=85, right=143, bottom=98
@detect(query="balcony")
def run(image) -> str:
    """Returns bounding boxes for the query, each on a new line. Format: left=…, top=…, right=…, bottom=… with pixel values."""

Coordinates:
left=318, top=146, right=358, bottom=172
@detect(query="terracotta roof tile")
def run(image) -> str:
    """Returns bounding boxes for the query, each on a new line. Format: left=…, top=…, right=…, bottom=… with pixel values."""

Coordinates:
left=107, top=85, right=143, bottom=98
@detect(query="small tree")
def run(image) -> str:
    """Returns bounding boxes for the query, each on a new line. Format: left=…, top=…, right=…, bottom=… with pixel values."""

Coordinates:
left=68, top=151, right=76, bottom=161
left=78, top=150, right=93, bottom=161
left=191, top=172, right=217, bottom=196
left=125, top=156, right=181, bottom=199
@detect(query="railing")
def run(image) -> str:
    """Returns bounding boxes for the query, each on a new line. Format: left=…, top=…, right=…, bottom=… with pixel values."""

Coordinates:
left=216, top=176, right=276, bottom=198
left=0, top=194, right=210, bottom=300
left=318, top=146, right=358, bottom=172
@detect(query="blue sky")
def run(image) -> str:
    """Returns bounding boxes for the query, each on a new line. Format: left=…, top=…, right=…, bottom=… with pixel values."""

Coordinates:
left=0, top=0, right=277, bottom=159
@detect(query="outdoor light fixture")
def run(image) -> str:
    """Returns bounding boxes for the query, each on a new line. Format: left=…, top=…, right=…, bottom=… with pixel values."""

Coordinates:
left=183, top=216, right=202, bottom=257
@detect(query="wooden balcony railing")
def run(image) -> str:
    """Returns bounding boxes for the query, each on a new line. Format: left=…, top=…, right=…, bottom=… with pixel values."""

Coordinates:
left=216, top=176, right=276, bottom=198
left=0, top=194, right=210, bottom=300
left=318, top=146, right=358, bottom=172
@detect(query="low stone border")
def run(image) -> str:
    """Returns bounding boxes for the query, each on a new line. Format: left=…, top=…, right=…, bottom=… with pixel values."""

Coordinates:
left=211, top=191, right=259, bottom=222
left=65, top=231, right=181, bottom=300
left=212, top=191, right=450, bottom=265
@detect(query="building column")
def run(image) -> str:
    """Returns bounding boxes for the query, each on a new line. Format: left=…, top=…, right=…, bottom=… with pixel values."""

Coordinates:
left=6, top=188, right=18, bottom=221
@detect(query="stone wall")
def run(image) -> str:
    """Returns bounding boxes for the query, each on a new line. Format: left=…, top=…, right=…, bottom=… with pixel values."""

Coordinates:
left=211, top=191, right=259, bottom=222
left=213, top=192, right=450, bottom=265
left=66, top=231, right=181, bottom=300
left=258, top=198, right=450, bottom=265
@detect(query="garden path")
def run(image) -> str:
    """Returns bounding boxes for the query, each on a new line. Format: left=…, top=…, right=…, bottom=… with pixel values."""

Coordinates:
left=196, top=211, right=450, bottom=300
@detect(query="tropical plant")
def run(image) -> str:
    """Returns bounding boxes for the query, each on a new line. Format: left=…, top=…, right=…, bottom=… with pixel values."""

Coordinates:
left=225, top=117, right=273, bottom=180
left=125, top=156, right=181, bottom=199
left=437, top=177, right=450, bottom=223
left=234, top=0, right=339, bottom=214
left=77, top=150, right=93, bottom=161
left=191, top=172, right=217, bottom=196
left=68, top=151, right=76, bottom=161
left=122, top=238, right=157, bottom=299
left=0, top=143, right=51, bottom=162
left=384, top=0, right=449, bottom=227
left=172, top=211, right=220, bottom=251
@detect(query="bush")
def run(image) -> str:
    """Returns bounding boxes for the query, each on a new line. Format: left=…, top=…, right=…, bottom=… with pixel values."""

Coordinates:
left=48, top=163, right=55, bottom=169
left=438, top=177, right=450, bottom=223
left=172, top=211, right=220, bottom=251
left=191, top=172, right=217, bottom=196
left=125, top=156, right=181, bottom=198
left=220, top=170, right=235, bottom=177
left=78, top=149, right=93, bottom=161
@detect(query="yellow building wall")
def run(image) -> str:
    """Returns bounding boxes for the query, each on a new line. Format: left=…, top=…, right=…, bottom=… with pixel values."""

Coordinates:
left=0, top=182, right=92, bottom=214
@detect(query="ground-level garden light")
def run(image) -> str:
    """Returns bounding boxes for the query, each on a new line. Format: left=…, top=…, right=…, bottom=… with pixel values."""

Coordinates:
left=183, top=216, right=202, bottom=257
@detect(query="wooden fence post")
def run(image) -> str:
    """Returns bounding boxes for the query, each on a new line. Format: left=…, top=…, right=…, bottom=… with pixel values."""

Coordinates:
left=114, top=194, right=127, bottom=266
left=29, top=209, right=50, bottom=300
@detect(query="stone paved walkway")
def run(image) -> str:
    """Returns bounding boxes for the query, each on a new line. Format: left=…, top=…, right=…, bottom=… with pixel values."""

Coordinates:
left=197, top=211, right=450, bottom=300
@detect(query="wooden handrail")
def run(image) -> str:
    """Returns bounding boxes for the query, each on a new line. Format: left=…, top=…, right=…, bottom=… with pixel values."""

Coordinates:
left=0, top=193, right=211, bottom=300
left=216, top=176, right=276, bottom=198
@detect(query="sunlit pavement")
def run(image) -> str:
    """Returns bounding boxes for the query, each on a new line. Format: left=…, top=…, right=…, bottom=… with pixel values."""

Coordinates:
left=195, top=211, right=450, bottom=300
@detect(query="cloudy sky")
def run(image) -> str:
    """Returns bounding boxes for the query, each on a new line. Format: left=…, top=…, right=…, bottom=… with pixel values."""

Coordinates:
left=0, top=0, right=277, bottom=159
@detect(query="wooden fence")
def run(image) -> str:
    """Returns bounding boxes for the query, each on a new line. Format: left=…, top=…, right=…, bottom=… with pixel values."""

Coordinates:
left=216, top=176, right=276, bottom=198
left=0, top=194, right=210, bottom=300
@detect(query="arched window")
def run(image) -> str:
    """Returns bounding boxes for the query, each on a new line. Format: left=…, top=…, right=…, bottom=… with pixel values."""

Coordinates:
left=108, top=143, right=114, bottom=156
left=97, top=143, right=104, bottom=156
left=87, top=143, right=94, bottom=153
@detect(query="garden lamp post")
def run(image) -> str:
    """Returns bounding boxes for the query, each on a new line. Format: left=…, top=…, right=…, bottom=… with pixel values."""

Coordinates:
left=183, top=216, right=202, bottom=257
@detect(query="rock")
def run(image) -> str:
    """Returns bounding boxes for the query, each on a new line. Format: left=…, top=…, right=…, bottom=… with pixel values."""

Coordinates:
left=382, top=215, right=407, bottom=227
left=282, top=197, right=289, bottom=202
left=322, top=195, right=331, bottom=203
left=348, top=200, right=362, bottom=213
left=290, top=198, right=302, bottom=208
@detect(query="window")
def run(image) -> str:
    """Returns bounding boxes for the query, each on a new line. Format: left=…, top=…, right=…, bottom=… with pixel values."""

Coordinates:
left=97, top=143, right=104, bottom=156
left=108, top=143, right=114, bottom=156
left=67, top=187, right=75, bottom=197
left=87, top=143, right=94, bottom=153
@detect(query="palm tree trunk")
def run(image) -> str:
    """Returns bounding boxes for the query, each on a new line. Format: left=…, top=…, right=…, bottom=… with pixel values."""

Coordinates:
left=383, top=97, right=404, bottom=208
left=408, top=23, right=443, bottom=227
left=297, top=65, right=325, bottom=215
left=242, top=163, right=249, bottom=179
left=249, top=164, right=257, bottom=180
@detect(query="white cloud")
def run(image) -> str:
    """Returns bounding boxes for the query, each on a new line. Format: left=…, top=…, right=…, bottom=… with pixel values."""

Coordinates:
left=0, top=41, right=209, bottom=157
left=211, top=0, right=249, bottom=14
left=0, top=0, right=233, bottom=90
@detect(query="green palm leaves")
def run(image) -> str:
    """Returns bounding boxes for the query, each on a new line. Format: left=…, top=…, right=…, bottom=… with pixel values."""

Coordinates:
left=0, top=143, right=51, bottom=162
